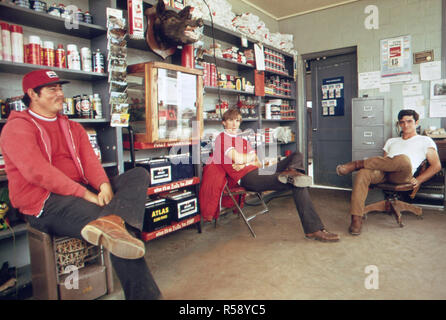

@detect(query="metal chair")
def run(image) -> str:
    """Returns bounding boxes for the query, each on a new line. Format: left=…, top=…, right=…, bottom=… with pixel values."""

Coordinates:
left=216, top=183, right=269, bottom=238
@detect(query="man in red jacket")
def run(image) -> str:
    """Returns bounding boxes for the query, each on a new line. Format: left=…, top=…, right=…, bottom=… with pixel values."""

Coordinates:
left=0, top=69, right=161, bottom=300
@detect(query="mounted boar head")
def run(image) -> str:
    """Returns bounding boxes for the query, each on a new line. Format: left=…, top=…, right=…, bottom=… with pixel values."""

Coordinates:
left=145, top=0, right=203, bottom=59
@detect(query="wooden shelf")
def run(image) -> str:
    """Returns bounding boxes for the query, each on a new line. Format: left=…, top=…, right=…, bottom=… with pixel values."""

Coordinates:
left=0, top=61, right=108, bottom=81
left=0, top=2, right=107, bottom=39
left=262, top=118, right=296, bottom=122
left=264, top=69, right=294, bottom=79
left=140, top=215, right=201, bottom=242
left=147, top=177, right=200, bottom=196
left=204, top=118, right=258, bottom=122
left=204, top=86, right=255, bottom=96
left=264, top=93, right=295, bottom=100
left=72, top=118, right=109, bottom=123
left=202, top=54, right=255, bottom=71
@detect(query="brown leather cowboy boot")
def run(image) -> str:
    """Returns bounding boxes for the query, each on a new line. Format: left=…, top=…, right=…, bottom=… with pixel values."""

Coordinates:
left=336, top=160, right=364, bottom=176
left=81, top=215, right=145, bottom=259
left=348, top=214, right=363, bottom=236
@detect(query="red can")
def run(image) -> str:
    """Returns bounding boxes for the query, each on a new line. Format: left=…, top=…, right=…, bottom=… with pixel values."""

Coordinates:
left=55, top=44, right=66, bottom=68
left=27, top=44, right=41, bottom=65
left=181, top=44, right=194, bottom=69
left=27, top=35, right=41, bottom=65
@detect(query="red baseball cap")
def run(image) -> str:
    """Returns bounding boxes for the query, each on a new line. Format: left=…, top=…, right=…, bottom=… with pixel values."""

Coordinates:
left=22, top=69, right=70, bottom=94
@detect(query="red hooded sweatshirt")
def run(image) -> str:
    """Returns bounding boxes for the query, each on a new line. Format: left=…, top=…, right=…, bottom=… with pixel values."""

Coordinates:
left=0, top=110, right=110, bottom=216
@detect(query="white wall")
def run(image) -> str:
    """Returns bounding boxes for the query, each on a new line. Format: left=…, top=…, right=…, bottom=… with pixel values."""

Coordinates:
left=227, top=0, right=280, bottom=33
left=278, top=0, right=442, bottom=148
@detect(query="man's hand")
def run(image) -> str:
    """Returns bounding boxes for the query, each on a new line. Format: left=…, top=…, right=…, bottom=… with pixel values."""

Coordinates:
left=98, top=182, right=114, bottom=206
left=410, top=177, right=420, bottom=190
left=83, top=189, right=101, bottom=206
left=232, top=163, right=246, bottom=171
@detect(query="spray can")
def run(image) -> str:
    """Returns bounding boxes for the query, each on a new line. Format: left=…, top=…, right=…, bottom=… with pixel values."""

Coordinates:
left=43, top=41, right=55, bottom=67
left=1, top=22, right=12, bottom=62
left=80, top=47, right=92, bottom=72
left=55, top=44, right=66, bottom=68
left=27, top=35, right=41, bottom=65
left=10, top=25, right=24, bottom=63
left=92, top=49, right=105, bottom=73
left=67, top=44, right=81, bottom=70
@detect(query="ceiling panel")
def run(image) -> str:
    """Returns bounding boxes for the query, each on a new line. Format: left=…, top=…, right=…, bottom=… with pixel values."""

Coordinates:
left=241, top=0, right=361, bottom=20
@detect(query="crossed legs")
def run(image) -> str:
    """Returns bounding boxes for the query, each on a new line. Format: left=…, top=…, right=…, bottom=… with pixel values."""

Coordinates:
left=338, top=155, right=413, bottom=235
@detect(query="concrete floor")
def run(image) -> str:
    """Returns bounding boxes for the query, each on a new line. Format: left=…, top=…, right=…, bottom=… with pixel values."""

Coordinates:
left=107, top=187, right=446, bottom=300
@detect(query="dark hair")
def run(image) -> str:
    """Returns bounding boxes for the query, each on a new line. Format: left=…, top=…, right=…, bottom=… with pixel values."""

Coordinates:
left=22, top=86, right=43, bottom=108
left=398, top=109, right=419, bottom=121
left=222, top=108, right=242, bottom=122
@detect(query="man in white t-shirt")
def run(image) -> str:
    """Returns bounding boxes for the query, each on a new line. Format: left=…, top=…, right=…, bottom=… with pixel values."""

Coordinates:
left=336, top=109, right=441, bottom=235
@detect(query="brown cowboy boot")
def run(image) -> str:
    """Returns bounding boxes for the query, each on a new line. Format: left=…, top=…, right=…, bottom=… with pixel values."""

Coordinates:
left=305, top=229, right=340, bottom=242
left=278, top=169, right=313, bottom=187
left=336, top=160, right=364, bottom=176
left=348, top=214, right=363, bottom=236
left=81, top=215, right=145, bottom=259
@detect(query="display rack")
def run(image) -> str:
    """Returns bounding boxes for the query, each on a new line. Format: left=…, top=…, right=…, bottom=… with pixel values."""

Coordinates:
left=141, top=177, right=202, bottom=242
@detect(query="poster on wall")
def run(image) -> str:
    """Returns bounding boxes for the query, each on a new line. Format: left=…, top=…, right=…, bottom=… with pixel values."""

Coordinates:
left=429, top=79, right=446, bottom=117
left=321, top=77, right=344, bottom=117
left=380, top=35, right=412, bottom=83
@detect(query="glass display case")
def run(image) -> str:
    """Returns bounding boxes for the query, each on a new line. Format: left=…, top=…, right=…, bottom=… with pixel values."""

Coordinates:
left=127, top=61, right=203, bottom=144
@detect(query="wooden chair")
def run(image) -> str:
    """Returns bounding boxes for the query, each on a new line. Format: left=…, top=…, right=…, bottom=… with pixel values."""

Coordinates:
left=216, top=183, right=269, bottom=238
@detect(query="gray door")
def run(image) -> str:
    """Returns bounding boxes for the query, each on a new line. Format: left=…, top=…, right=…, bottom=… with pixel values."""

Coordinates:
left=311, top=53, right=357, bottom=188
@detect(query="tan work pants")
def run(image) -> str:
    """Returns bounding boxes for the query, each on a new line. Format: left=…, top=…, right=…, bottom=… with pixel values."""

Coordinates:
left=350, top=155, right=412, bottom=216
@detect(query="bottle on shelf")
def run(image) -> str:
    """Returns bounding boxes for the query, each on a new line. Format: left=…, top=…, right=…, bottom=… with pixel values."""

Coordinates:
left=93, top=93, right=103, bottom=119
left=92, top=49, right=105, bottom=74
left=26, top=35, right=41, bottom=65
left=10, top=24, right=24, bottom=63
left=55, top=44, right=66, bottom=68
left=43, top=41, right=55, bottom=67
left=67, top=44, right=81, bottom=70
left=1, top=22, right=12, bottom=62
left=80, top=47, right=92, bottom=72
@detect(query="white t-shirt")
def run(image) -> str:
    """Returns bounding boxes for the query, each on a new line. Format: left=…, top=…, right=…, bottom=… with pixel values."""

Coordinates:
left=383, top=135, right=437, bottom=175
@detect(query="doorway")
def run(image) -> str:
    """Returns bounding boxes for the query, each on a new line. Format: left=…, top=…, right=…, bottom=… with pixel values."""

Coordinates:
left=303, top=47, right=358, bottom=189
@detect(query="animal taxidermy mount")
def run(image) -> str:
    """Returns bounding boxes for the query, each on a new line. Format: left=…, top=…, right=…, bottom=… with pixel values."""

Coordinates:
left=145, top=0, right=204, bottom=59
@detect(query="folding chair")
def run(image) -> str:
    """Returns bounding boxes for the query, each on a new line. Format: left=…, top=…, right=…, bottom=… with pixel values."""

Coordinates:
left=217, top=182, right=269, bottom=238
